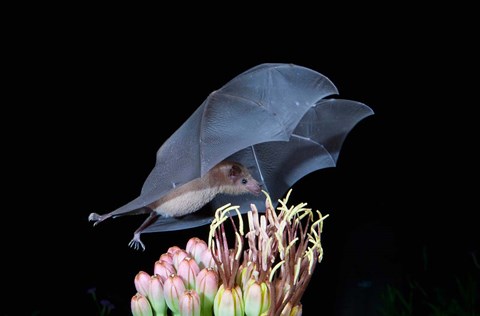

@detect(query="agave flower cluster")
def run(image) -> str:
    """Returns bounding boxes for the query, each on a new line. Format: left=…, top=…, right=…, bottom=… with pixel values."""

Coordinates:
left=131, top=189, right=328, bottom=316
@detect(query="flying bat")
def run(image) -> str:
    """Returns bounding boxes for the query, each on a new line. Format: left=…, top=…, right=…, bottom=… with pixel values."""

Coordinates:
left=88, top=63, right=374, bottom=250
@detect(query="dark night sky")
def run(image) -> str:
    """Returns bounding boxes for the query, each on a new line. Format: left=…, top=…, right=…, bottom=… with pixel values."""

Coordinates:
left=4, top=11, right=477, bottom=316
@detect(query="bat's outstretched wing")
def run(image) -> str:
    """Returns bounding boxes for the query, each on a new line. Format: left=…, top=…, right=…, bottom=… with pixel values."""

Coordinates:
left=143, top=98, right=374, bottom=233
left=94, top=63, right=342, bottom=220
left=210, top=99, right=374, bottom=213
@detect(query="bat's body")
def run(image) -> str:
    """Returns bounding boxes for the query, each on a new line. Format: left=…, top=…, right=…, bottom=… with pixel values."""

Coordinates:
left=148, top=161, right=261, bottom=217
left=88, top=63, right=374, bottom=250
left=89, top=161, right=261, bottom=250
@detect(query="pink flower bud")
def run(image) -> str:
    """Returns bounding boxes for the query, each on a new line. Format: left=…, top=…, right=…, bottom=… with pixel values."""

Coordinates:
left=134, top=271, right=151, bottom=297
left=154, top=260, right=176, bottom=283
left=131, top=293, right=153, bottom=316
left=179, top=289, right=201, bottom=316
left=243, top=279, right=271, bottom=316
left=167, top=246, right=182, bottom=255
left=200, top=249, right=215, bottom=269
left=195, top=267, right=218, bottom=316
left=147, top=275, right=167, bottom=315
left=163, top=273, right=186, bottom=314
left=214, top=284, right=244, bottom=316
left=185, top=237, right=203, bottom=253
left=172, top=249, right=190, bottom=270
left=177, top=257, right=200, bottom=289
left=159, top=252, right=174, bottom=265
left=186, top=237, right=208, bottom=265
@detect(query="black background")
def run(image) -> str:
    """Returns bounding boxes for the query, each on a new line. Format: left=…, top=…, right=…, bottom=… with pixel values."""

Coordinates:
left=3, top=8, right=477, bottom=316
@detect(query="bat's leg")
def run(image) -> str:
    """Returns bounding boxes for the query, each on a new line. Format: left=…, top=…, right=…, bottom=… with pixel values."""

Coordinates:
left=88, top=207, right=152, bottom=226
left=128, top=211, right=159, bottom=251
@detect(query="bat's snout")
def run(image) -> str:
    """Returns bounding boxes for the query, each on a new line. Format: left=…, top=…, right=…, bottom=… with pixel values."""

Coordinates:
left=247, top=181, right=262, bottom=195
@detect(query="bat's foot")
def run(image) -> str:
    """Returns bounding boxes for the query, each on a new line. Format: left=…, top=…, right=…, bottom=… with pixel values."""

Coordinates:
left=128, top=233, right=145, bottom=251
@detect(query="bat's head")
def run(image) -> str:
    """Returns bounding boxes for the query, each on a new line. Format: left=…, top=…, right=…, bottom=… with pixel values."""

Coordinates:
left=228, top=161, right=262, bottom=195
left=214, top=161, right=262, bottom=196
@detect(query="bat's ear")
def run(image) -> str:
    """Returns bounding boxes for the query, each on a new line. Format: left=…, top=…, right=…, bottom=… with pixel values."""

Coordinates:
left=229, top=164, right=242, bottom=180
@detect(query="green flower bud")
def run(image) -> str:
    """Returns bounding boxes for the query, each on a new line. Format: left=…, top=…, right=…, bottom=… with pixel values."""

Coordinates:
left=214, top=284, right=244, bottom=316
left=244, top=279, right=271, bottom=316
left=237, top=262, right=256, bottom=291
left=290, top=304, right=302, bottom=316
left=280, top=302, right=302, bottom=316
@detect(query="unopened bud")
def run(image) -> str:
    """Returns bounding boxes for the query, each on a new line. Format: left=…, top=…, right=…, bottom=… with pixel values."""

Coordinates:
left=172, top=249, right=190, bottom=270
left=179, top=289, right=201, bottom=316
left=244, top=279, right=271, bottom=316
left=147, top=275, right=167, bottom=316
left=134, top=271, right=151, bottom=297
left=131, top=293, right=153, bottom=316
left=281, top=302, right=302, bottom=316
left=214, top=284, right=244, bottom=316
left=159, top=252, right=174, bottom=265
left=163, top=273, right=186, bottom=314
left=195, top=267, right=218, bottom=316
left=186, top=237, right=209, bottom=266
left=200, top=249, right=215, bottom=269
left=177, top=257, right=200, bottom=289
left=154, top=260, right=176, bottom=283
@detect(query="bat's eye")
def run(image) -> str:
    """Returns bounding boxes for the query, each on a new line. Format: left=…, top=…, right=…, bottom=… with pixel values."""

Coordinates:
left=242, top=178, right=248, bottom=185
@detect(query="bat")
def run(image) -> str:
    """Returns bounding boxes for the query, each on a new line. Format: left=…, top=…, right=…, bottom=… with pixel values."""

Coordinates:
left=90, top=161, right=262, bottom=250
left=88, top=63, right=374, bottom=250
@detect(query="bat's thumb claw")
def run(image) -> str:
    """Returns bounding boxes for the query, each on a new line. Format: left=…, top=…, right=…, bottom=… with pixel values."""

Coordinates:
left=88, top=212, right=100, bottom=222
left=88, top=212, right=109, bottom=227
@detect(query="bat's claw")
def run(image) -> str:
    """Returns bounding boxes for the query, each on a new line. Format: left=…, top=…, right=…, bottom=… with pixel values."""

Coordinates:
left=88, top=212, right=102, bottom=226
left=128, top=233, right=145, bottom=251
left=88, top=212, right=109, bottom=226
